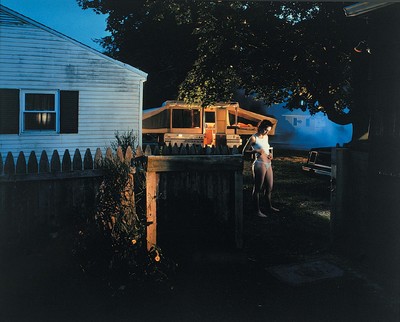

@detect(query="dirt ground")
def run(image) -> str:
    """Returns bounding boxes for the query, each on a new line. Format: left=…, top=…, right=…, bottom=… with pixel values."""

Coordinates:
left=1, top=151, right=399, bottom=321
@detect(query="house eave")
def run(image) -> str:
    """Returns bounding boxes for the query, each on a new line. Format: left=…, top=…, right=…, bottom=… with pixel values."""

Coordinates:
left=0, top=4, right=147, bottom=81
left=343, top=2, right=392, bottom=17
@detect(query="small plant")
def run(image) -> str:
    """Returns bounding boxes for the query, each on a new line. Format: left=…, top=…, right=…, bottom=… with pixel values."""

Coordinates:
left=111, top=130, right=137, bottom=155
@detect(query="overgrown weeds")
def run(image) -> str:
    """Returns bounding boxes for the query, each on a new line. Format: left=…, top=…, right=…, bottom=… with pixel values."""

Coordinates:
left=73, top=135, right=175, bottom=295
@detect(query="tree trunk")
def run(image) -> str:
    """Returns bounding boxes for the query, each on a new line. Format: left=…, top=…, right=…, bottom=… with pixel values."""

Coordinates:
left=349, top=51, right=372, bottom=144
left=324, top=52, right=371, bottom=144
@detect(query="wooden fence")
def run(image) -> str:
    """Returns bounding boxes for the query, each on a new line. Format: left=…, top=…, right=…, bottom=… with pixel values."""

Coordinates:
left=0, top=144, right=243, bottom=249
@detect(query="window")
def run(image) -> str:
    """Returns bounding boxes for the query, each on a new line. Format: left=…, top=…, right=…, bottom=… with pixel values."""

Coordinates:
left=172, top=109, right=201, bottom=128
left=0, top=89, right=79, bottom=134
left=205, top=111, right=215, bottom=123
left=21, top=90, right=59, bottom=132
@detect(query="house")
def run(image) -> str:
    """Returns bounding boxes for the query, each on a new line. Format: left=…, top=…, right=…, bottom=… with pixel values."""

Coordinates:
left=233, top=89, right=352, bottom=150
left=0, top=5, right=147, bottom=162
left=266, top=103, right=352, bottom=150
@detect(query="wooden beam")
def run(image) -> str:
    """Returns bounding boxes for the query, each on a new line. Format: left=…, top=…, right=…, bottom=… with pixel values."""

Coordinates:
left=146, top=155, right=243, bottom=172
left=146, top=171, right=158, bottom=250
left=235, top=170, right=244, bottom=249
left=0, top=169, right=104, bottom=182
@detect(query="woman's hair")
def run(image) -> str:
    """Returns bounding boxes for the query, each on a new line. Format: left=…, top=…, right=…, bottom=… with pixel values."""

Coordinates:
left=257, top=119, right=273, bottom=132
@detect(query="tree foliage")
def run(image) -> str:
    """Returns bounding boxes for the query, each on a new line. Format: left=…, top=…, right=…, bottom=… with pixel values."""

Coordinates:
left=78, top=0, right=370, bottom=140
left=78, top=0, right=199, bottom=108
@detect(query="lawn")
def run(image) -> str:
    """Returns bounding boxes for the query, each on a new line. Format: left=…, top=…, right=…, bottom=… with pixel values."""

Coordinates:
left=242, top=149, right=332, bottom=265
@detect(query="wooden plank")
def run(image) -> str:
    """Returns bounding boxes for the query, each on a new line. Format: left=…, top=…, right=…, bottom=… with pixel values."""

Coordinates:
left=146, top=171, right=158, bottom=250
left=4, top=152, right=15, bottom=175
left=16, top=152, right=27, bottom=174
left=62, top=150, right=72, bottom=172
left=235, top=170, right=244, bottom=249
left=0, top=169, right=104, bottom=182
left=84, top=149, right=94, bottom=170
left=146, top=155, right=243, bottom=172
left=50, top=150, right=61, bottom=173
left=221, top=174, right=230, bottom=222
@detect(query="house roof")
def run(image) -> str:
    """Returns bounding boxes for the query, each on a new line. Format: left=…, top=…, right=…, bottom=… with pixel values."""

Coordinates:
left=0, top=4, right=147, bottom=80
left=144, top=101, right=277, bottom=124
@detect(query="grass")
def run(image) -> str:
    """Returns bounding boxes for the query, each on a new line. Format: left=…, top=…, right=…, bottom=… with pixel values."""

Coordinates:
left=242, top=150, right=332, bottom=264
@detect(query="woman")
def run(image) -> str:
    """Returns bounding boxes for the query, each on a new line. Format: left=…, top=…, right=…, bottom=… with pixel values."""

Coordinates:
left=242, top=119, right=279, bottom=217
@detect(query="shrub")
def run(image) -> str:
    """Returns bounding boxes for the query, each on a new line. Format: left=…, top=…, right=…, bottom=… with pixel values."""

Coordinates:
left=73, top=145, right=174, bottom=294
left=111, top=130, right=137, bottom=155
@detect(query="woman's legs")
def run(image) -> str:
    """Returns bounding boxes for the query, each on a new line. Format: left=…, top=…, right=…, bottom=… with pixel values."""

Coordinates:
left=252, top=161, right=267, bottom=217
left=264, top=166, right=279, bottom=213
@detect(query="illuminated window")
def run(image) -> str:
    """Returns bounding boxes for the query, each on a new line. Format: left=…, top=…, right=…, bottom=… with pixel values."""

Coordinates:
left=293, top=117, right=303, bottom=126
left=0, top=89, right=78, bottom=134
left=21, top=90, right=58, bottom=132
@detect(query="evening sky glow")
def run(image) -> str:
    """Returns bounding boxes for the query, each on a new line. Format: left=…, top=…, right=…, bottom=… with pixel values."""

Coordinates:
left=1, top=0, right=109, bottom=51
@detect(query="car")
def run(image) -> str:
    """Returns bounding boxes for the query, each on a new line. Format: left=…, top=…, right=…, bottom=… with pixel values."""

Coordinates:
left=302, top=147, right=332, bottom=177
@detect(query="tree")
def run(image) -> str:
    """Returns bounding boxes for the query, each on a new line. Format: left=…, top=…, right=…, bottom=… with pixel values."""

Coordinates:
left=78, top=0, right=370, bottom=141
left=78, top=0, right=199, bottom=108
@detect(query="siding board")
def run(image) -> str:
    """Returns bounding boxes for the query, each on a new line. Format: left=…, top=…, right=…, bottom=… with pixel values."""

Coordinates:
left=0, top=6, right=147, bottom=158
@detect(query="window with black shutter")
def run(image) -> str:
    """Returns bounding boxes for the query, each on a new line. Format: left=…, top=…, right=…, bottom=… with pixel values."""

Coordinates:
left=0, top=89, right=79, bottom=134
left=22, top=90, right=57, bottom=131
left=60, top=90, right=79, bottom=133
left=0, top=89, right=19, bottom=134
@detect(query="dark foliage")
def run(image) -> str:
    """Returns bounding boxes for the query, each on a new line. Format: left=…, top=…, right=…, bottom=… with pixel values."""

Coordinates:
left=73, top=146, right=175, bottom=293
left=78, top=1, right=372, bottom=140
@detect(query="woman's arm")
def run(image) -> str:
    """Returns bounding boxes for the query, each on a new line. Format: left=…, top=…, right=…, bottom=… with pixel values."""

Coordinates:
left=243, top=135, right=266, bottom=157
left=242, top=135, right=255, bottom=156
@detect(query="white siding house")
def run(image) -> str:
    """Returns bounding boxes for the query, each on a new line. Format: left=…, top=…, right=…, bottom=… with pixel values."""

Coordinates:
left=0, top=5, right=147, bottom=162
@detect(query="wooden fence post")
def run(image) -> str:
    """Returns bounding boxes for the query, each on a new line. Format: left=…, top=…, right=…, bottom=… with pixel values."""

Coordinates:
left=16, top=152, right=27, bottom=174
left=4, top=152, right=15, bottom=175
left=62, top=149, right=71, bottom=172
left=94, top=148, right=103, bottom=169
left=28, top=151, right=38, bottom=174
left=39, top=151, right=49, bottom=173
left=73, top=149, right=82, bottom=171
left=84, top=149, right=93, bottom=170
left=125, top=146, right=136, bottom=212
left=235, top=170, right=244, bottom=248
left=51, top=150, right=61, bottom=173
left=146, top=171, right=158, bottom=250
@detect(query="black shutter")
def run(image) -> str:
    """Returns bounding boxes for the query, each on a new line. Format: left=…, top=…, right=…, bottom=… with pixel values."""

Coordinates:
left=0, top=89, right=19, bottom=134
left=60, top=90, right=79, bottom=133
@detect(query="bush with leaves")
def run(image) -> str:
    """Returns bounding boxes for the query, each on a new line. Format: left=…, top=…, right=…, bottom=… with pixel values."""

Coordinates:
left=73, top=146, right=175, bottom=293
left=110, top=130, right=137, bottom=155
